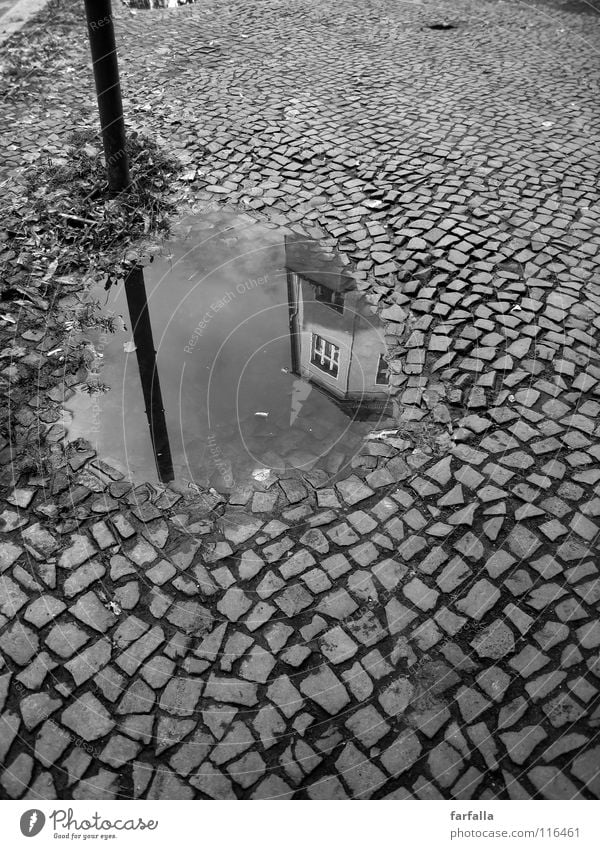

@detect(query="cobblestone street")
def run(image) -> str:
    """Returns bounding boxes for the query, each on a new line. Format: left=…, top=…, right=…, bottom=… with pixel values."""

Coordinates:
left=1, top=0, right=600, bottom=800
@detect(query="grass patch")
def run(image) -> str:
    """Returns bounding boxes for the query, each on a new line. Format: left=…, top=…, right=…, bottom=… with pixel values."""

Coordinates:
left=0, top=128, right=182, bottom=298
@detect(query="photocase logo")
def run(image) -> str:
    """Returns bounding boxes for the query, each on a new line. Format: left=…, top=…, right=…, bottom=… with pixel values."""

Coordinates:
left=20, top=810, right=46, bottom=837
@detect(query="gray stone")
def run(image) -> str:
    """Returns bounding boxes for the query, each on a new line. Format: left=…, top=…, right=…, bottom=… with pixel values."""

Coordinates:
left=216, top=588, right=252, bottom=622
left=160, top=677, right=204, bottom=716
left=528, top=766, right=583, bottom=800
left=116, top=626, right=165, bottom=676
left=204, top=676, right=258, bottom=707
left=266, top=675, right=303, bottom=718
left=250, top=775, right=294, bottom=800
left=378, top=677, right=414, bottom=716
left=23, top=596, right=66, bottom=628
left=169, top=730, right=213, bottom=776
left=61, top=693, right=115, bottom=741
left=239, top=645, right=277, bottom=683
left=253, top=705, right=286, bottom=748
left=70, top=591, right=116, bottom=633
left=20, top=692, right=61, bottom=730
left=189, top=762, right=237, bottom=799
left=345, top=705, right=390, bottom=747
left=1, top=752, right=34, bottom=798
left=501, top=726, right=547, bottom=765
left=571, top=748, right=600, bottom=796
left=0, top=621, right=39, bottom=665
left=403, top=577, right=439, bottom=611
left=100, top=735, right=141, bottom=768
left=456, top=686, right=491, bottom=723
left=428, top=741, right=464, bottom=789
left=279, top=549, right=316, bottom=579
left=276, top=584, right=314, bottom=617
left=0, top=542, right=23, bottom=573
left=116, top=679, right=156, bottom=714
left=239, top=550, right=264, bottom=580
left=22, top=523, right=58, bottom=557
left=211, top=721, right=255, bottom=765
left=336, top=476, right=375, bottom=506
left=221, top=512, right=263, bottom=544
left=456, top=579, right=501, bottom=620
left=380, top=729, right=422, bottom=776
left=58, top=535, right=96, bottom=569
left=34, top=720, right=71, bottom=767
left=146, top=769, right=193, bottom=800
left=319, top=626, right=359, bottom=664
left=335, top=742, right=387, bottom=798
left=0, top=575, right=27, bottom=618
left=300, top=667, right=350, bottom=715
left=166, top=600, right=214, bottom=634
left=63, top=561, right=106, bottom=597
left=471, top=620, right=516, bottom=659
left=506, top=525, right=541, bottom=560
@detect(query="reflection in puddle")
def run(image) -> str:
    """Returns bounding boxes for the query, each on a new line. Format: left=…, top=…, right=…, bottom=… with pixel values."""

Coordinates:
left=286, top=233, right=391, bottom=422
left=123, top=267, right=174, bottom=482
left=65, top=212, right=394, bottom=491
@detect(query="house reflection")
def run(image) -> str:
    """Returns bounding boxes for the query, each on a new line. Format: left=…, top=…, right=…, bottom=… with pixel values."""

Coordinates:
left=285, top=233, right=392, bottom=421
left=117, top=235, right=391, bottom=486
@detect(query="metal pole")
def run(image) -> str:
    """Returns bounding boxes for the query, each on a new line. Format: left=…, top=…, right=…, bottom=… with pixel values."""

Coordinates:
left=83, top=0, right=130, bottom=193
left=124, top=267, right=174, bottom=483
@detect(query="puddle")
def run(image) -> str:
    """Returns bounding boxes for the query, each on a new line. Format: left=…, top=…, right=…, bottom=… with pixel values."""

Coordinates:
left=65, top=211, right=394, bottom=491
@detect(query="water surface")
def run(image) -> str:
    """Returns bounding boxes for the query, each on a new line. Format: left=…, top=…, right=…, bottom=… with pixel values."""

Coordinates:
left=65, top=211, right=393, bottom=491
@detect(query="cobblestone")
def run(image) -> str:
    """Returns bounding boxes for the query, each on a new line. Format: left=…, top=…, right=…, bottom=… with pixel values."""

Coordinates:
left=0, top=0, right=599, bottom=802
left=61, top=693, right=115, bottom=742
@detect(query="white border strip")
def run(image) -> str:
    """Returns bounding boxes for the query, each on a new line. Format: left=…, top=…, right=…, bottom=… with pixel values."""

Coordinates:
left=0, top=0, right=52, bottom=47
left=1, top=800, right=599, bottom=848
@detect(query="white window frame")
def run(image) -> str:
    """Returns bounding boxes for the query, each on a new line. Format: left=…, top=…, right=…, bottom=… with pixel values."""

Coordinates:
left=311, top=333, right=340, bottom=378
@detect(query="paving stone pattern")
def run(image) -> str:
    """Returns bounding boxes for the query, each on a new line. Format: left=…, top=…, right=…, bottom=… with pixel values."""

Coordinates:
left=1, top=0, right=600, bottom=799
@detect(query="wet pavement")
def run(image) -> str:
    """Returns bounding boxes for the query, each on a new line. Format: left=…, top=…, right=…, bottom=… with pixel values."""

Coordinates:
left=1, top=0, right=600, bottom=800
left=65, top=211, right=391, bottom=490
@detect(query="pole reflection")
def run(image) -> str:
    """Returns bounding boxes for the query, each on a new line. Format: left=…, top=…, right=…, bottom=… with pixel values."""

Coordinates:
left=123, top=266, right=174, bottom=483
